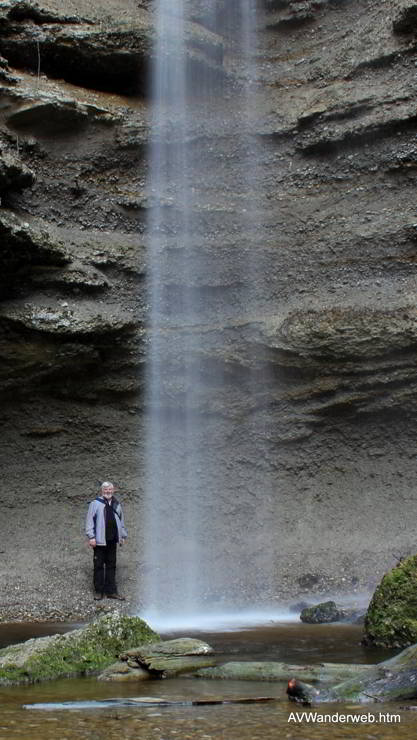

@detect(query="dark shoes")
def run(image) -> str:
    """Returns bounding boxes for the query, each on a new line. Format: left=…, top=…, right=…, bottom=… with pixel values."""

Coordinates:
left=106, top=593, right=126, bottom=601
left=94, top=592, right=125, bottom=601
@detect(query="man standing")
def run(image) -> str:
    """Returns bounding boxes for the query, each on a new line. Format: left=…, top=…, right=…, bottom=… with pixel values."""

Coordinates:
left=86, top=481, right=127, bottom=600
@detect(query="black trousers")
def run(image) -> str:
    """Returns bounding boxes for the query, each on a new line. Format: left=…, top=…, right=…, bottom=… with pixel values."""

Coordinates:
left=93, top=541, right=118, bottom=594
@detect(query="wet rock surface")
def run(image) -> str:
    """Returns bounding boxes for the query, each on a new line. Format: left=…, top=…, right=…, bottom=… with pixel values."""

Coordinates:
left=100, top=637, right=216, bottom=680
left=279, top=642, right=417, bottom=704
left=0, top=611, right=158, bottom=684
left=364, top=555, right=417, bottom=648
left=300, top=601, right=344, bottom=624
left=0, top=0, right=417, bottom=620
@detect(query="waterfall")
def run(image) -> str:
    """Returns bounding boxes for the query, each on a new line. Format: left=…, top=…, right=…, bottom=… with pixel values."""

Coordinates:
left=142, top=0, right=276, bottom=630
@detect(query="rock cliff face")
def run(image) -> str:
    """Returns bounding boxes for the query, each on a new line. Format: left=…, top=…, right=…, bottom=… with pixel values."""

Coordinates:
left=1, top=0, right=417, bottom=619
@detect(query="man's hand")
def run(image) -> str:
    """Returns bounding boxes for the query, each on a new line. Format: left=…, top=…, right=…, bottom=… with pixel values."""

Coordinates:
left=88, top=538, right=96, bottom=548
left=120, top=539, right=126, bottom=547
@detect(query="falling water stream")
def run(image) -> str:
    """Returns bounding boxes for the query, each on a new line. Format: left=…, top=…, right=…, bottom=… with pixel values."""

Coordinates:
left=142, top=0, right=282, bottom=631
left=143, top=0, right=198, bottom=625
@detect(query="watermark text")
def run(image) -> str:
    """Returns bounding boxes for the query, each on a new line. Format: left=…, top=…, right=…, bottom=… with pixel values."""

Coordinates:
left=288, top=711, right=401, bottom=724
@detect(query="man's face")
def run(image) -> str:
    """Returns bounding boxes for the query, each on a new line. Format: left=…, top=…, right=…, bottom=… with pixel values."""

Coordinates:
left=102, top=484, right=114, bottom=500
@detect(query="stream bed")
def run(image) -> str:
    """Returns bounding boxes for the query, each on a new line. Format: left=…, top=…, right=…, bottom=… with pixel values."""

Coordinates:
left=1, top=622, right=417, bottom=739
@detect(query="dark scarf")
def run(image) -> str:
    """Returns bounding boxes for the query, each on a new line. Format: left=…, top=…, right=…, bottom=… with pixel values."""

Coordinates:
left=97, top=496, right=119, bottom=543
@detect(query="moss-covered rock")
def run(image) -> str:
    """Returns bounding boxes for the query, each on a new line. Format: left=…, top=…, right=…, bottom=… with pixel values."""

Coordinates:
left=364, top=555, right=417, bottom=647
left=0, top=612, right=159, bottom=686
left=118, top=638, right=217, bottom=678
left=194, top=661, right=370, bottom=683
left=300, top=601, right=343, bottom=624
left=100, top=638, right=216, bottom=681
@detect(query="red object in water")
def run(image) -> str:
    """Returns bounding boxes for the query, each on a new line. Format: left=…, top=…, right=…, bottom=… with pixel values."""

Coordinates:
left=286, top=677, right=317, bottom=706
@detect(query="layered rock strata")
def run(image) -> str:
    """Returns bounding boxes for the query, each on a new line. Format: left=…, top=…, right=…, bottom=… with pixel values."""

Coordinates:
left=0, top=0, right=416, bottom=618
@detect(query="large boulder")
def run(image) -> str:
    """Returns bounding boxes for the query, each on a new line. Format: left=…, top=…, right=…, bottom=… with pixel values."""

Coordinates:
left=300, top=600, right=344, bottom=624
left=0, top=612, right=159, bottom=685
left=100, top=637, right=216, bottom=680
left=363, top=555, right=417, bottom=648
left=283, top=643, right=417, bottom=704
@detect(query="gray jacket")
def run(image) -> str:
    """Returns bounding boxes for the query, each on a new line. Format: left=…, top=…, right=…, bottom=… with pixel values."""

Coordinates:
left=86, top=497, right=127, bottom=546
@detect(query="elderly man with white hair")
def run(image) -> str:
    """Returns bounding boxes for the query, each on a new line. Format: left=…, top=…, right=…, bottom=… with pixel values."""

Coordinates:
left=86, top=481, right=127, bottom=600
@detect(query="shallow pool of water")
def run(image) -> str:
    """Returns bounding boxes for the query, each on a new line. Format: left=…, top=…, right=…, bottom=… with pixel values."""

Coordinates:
left=0, top=622, right=80, bottom=650
left=171, top=621, right=396, bottom=665
left=1, top=622, right=416, bottom=740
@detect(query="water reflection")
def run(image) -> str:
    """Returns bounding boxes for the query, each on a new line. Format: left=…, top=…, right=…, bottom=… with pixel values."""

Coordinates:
left=168, top=623, right=398, bottom=665
left=0, top=622, right=79, bottom=650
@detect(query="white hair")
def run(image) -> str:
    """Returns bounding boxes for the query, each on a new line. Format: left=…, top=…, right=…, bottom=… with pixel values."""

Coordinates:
left=101, top=481, right=114, bottom=489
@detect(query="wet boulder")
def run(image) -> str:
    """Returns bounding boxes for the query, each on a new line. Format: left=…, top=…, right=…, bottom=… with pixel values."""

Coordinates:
left=120, top=637, right=216, bottom=678
left=283, top=643, right=417, bottom=704
left=363, top=555, right=417, bottom=648
left=0, top=612, right=159, bottom=685
left=324, top=643, right=417, bottom=703
left=99, top=637, right=216, bottom=681
left=98, top=661, right=151, bottom=682
left=300, top=600, right=344, bottom=624
left=194, top=660, right=370, bottom=683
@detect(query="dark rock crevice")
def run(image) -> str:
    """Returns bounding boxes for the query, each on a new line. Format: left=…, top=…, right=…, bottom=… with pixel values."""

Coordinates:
left=1, top=27, right=151, bottom=95
left=7, top=2, right=90, bottom=25
left=393, top=3, right=417, bottom=34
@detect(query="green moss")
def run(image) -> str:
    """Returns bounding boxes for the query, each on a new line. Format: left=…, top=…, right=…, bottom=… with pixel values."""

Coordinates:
left=300, top=601, right=341, bottom=624
left=364, top=555, right=417, bottom=647
left=328, top=672, right=375, bottom=701
left=0, top=612, right=159, bottom=685
left=0, top=664, right=29, bottom=685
